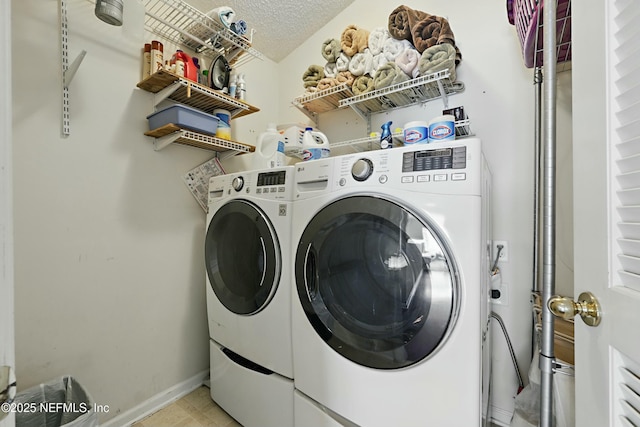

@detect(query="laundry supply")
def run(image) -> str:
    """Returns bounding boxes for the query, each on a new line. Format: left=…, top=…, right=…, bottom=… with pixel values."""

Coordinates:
left=236, top=73, right=246, bottom=101
left=151, top=40, right=164, bottom=73
left=170, top=50, right=198, bottom=82
left=142, top=43, right=151, bottom=80
left=213, top=109, right=231, bottom=140
left=228, top=74, right=237, bottom=98
left=380, top=121, right=393, bottom=149
left=403, top=121, right=429, bottom=145
left=301, top=127, right=330, bottom=161
left=256, top=123, right=287, bottom=169
left=428, top=115, right=455, bottom=142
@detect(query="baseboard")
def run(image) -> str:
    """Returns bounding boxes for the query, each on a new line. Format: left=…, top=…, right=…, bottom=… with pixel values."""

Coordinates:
left=100, top=369, right=209, bottom=427
left=490, top=405, right=513, bottom=426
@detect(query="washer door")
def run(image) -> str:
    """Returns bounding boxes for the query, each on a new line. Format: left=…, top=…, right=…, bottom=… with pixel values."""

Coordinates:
left=206, top=199, right=281, bottom=315
left=295, top=195, right=458, bottom=369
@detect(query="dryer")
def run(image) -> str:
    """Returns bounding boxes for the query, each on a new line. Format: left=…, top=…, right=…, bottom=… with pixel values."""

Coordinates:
left=291, top=138, right=492, bottom=427
left=205, top=166, right=295, bottom=427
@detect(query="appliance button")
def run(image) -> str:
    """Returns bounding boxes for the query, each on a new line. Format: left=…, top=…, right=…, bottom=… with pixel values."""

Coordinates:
left=379, top=175, right=388, bottom=184
left=339, top=178, right=347, bottom=186
left=232, top=176, right=244, bottom=191
left=401, top=176, right=414, bottom=183
left=351, top=158, right=374, bottom=181
left=417, top=175, right=430, bottom=182
left=434, top=174, right=448, bottom=182
left=270, top=187, right=277, bottom=193
left=256, top=188, right=262, bottom=194
left=451, top=173, right=467, bottom=181
left=278, top=187, right=285, bottom=192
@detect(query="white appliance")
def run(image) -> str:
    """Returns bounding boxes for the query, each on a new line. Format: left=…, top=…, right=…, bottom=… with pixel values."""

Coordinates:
left=291, top=138, right=492, bottom=427
left=205, top=166, right=295, bottom=427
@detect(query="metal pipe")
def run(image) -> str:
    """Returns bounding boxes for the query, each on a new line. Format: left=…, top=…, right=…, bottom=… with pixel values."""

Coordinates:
left=539, top=0, right=558, bottom=425
left=532, top=66, right=543, bottom=359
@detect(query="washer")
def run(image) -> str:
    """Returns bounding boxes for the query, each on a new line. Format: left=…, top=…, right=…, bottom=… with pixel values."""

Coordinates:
left=205, top=166, right=295, bottom=427
left=291, top=138, right=492, bottom=427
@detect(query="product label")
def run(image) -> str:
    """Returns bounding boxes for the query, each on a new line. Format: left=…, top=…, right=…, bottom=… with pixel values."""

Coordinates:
left=404, top=127, right=428, bottom=144
left=302, top=148, right=330, bottom=161
left=429, top=124, right=454, bottom=140
left=277, top=141, right=285, bottom=154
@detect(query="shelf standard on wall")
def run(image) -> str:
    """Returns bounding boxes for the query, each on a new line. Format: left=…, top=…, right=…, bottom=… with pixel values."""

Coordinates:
left=60, top=0, right=87, bottom=136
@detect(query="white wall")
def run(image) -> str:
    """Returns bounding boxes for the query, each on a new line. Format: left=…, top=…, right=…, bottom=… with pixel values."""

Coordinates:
left=277, top=0, right=572, bottom=422
left=10, top=0, right=278, bottom=423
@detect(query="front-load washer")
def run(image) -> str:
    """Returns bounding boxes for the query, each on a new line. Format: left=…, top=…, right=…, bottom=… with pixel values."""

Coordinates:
left=291, top=138, right=492, bottom=427
left=205, top=166, right=295, bottom=427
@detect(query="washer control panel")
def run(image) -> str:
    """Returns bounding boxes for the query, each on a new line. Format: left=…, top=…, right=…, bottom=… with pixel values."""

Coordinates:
left=402, top=146, right=467, bottom=172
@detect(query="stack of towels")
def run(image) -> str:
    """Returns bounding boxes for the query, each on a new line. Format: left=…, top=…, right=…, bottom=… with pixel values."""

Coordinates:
left=302, top=5, right=461, bottom=95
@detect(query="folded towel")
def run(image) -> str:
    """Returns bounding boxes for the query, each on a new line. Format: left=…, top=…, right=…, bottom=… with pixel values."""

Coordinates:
left=321, top=38, right=342, bottom=62
left=417, top=43, right=457, bottom=81
left=388, top=5, right=431, bottom=41
left=336, top=71, right=355, bottom=87
left=382, top=37, right=414, bottom=62
left=412, top=15, right=462, bottom=63
left=324, top=62, right=338, bottom=78
left=207, top=6, right=235, bottom=28
left=349, top=49, right=374, bottom=77
left=336, top=52, right=351, bottom=72
left=230, top=20, right=247, bottom=35
left=341, top=24, right=370, bottom=57
left=352, top=75, right=375, bottom=95
left=316, top=77, right=338, bottom=91
left=373, top=62, right=409, bottom=89
left=368, top=27, right=390, bottom=55
left=395, top=48, right=421, bottom=77
left=302, top=65, right=325, bottom=88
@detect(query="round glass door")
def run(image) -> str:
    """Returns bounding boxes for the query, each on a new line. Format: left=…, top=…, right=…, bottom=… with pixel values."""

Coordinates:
left=295, top=195, right=458, bottom=369
left=205, top=199, right=281, bottom=315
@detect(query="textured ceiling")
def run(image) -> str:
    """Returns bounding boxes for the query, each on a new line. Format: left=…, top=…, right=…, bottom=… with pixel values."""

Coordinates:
left=186, top=0, right=354, bottom=62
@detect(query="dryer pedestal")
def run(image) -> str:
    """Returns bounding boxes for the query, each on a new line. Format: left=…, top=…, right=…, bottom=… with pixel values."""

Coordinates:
left=210, top=340, right=294, bottom=427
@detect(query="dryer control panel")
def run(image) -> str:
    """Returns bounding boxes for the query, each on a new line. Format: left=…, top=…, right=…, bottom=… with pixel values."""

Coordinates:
left=402, top=146, right=467, bottom=172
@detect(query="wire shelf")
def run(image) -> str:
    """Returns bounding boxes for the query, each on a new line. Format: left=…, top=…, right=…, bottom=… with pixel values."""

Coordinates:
left=144, top=124, right=255, bottom=152
left=141, top=0, right=264, bottom=67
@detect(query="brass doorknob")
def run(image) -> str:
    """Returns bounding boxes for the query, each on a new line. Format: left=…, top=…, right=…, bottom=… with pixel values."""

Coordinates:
left=547, top=291, right=602, bottom=327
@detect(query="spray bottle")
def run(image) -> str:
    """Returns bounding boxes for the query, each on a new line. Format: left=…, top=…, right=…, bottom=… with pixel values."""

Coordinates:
left=380, top=121, right=393, bottom=149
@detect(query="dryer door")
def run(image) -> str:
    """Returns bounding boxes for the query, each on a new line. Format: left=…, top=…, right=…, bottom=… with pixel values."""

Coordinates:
left=206, top=199, right=281, bottom=315
left=295, top=195, right=459, bottom=369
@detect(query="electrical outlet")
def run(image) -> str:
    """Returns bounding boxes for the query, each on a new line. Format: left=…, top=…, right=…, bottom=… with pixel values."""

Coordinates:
left=491, top=282, right=509, bottom=306
left=494, top=240, right=509, bottom=263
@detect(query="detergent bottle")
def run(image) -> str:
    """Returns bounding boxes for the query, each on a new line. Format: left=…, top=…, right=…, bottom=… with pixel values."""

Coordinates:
left=301, top=127, right=330, bottom=161
left=255, top=123, right=286, bottom=168
left=380, top=121, right=393, bottom=149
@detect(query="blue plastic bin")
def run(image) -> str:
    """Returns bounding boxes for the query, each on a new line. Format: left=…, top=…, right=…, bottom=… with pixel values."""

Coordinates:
left=147, top=104, right=220, bottom=136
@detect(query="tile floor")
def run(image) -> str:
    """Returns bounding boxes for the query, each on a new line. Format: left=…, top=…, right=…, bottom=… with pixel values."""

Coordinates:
left=132, top=385, right=506, bottom=427
left=132, top=386, right=241, bottom=427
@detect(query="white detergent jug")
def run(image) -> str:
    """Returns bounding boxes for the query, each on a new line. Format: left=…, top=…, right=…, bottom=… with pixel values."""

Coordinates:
left=301, top=127, right=330, bottom=161
left=220, top=123, right=287, bottom=173
left=254, top=123, right=286, bottom=169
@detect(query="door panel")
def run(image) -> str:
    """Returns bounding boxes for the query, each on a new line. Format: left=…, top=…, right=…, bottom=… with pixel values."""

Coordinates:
left=294, top=195, right=458, bottom=369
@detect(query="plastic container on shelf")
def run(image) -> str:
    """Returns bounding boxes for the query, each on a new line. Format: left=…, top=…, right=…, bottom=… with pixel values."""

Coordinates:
left=301, top=127, right=330, bottom=161
left=380, top=121, right=393, bottom=149
left=146, top=104, right=219, bottom=136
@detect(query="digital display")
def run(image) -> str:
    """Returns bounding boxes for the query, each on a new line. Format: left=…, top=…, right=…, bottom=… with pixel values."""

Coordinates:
left=257, top=171, right=286, bottom=187
left=415, top=148, right=452, bottom=158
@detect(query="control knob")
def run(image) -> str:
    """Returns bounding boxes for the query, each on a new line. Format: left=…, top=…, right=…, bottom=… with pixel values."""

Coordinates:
left=232, top=176, right=244, bottom=192
left=351, top=158, right=374, bottom=181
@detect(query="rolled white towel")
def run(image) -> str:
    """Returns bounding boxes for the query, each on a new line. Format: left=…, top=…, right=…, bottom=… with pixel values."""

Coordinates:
left=383, top=37, right=414, bottom=62
left=324, top=62, right=338, bottom=78
left=206, top=6, right=235, bottom=28
left=395, top=48, right=421, bottom=77
left=336, top=52, right=351, bottom=72
left=371, top=53, right=388, bottom=76
left=349, top=49, right=374, bottom=76
left=368, top=27, right=390, bottom=56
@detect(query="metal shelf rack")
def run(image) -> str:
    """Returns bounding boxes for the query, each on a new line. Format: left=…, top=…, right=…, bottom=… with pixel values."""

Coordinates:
left=141, top=0, right=264, bottom=67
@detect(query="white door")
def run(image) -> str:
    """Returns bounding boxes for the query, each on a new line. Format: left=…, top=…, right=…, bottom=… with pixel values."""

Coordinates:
left=573, top=0, right=640, bottom=425
left=0, top=0, right=15, bottom=426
